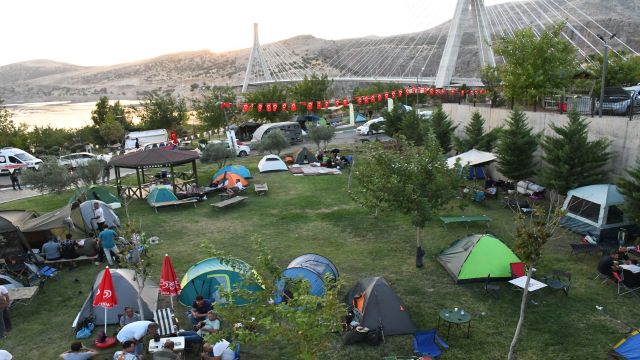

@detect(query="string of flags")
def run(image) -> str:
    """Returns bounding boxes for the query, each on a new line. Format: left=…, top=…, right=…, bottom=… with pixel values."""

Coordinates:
left=219, top=87, right=487, bottom=113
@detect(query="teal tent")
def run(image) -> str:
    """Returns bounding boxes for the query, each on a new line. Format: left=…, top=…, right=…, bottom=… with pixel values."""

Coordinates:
left=213, top=165, right=252, bottom=180
left=146, top=187, right=178, bottom=206
left=178, top=258, right=262, bottom=306
left=69, top=185, right=122, bottom=209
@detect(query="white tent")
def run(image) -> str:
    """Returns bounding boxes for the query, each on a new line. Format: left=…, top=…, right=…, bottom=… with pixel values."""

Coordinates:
left=446, top=149, right=496, bottom=168
left=258, top=155, right=288, bottom=173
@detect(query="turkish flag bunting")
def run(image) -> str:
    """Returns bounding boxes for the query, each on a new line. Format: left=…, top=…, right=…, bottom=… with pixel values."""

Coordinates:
left=399, top=90, right=403, bottom=97
left=257, top=103, right=263, bottom=112
left=411, top=86, right=416, bottom=94
left=430, top=88, right=435, bottom=95
left=391, top=91, right=396, bottom=99
left=225, top=102, right=231, bottom=109
left=335, top=100, right=340, bottom=107
left=160, top=254, right=181, bottom=297
left=370, top=95, right=375, bottom=103
left=282, top=103, right=288, bottom=111
left=364, top=97, right=369, bottom=104
left=272, top=103, right=278, bottom=112
left=384, top=92, right=389, bottom=100
left=307, top=102, right=313, bottom=111
left=358, top=97, right=363, bottom=105
left=266, top=104, right=272, bottom=112
left=219, top=103, right=225, bottom=110
left=243, top=104, right=249, bottom=113
left=343, top=99, right=348, bottom=107
left=291, top=103, right=297, bottom=112
left=93, top=267, right=118, bottom=309
left=316, top=101, right=321, bottom=110
left=377, top=94, right=382, bottom=102
left=324, top=100, right=329, bottom=109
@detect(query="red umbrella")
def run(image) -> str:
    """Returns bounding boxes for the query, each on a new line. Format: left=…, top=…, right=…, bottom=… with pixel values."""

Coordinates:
left=93, top=266, right=118, bottom=333
left=160, top=254, right=181, bottom=308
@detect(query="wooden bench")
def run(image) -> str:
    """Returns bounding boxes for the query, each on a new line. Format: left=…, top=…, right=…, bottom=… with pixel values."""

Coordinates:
left=211, top=196, right=247, bottom=208
left=149, top=198, right=198, bottom=213
left=254, top=183, right=268, bottom=196
left=440, top=215, right=491, bottom=229
left=44, top=255, right=98, bottom=267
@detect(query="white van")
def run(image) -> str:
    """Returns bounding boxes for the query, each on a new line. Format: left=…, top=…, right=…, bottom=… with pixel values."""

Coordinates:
left=0, top=147, right=43, bottom=174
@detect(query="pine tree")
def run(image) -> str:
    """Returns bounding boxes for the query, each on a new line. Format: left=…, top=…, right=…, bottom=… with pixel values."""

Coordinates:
left=454, top=110, right=498, bottom=152
left=495, top=108, right=538, bottom=182
left=617, top=158, right=640, bottom=225
left=400, top=111, right=428, bottom=146
left=430, top=106, right=457, bottom=153
left=540, top=109, right=611, bottom=195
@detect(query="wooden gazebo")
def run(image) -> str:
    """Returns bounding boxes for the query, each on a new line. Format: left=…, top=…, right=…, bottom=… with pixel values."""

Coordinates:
left=110, top=148, right=200, bottom=199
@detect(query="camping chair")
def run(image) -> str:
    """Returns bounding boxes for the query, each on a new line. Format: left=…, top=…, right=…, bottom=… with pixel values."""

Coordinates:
left=25, top=262, right=58, bottom=286
left=484, top=274, right=500, bottom=297
left=413, top=329, right=449, bottom=358
left=510, top=262, right=526, bottom=279
left=154, top=308, right=178, bottom=337
left=543, top=270, right=571, bottom=296
left=3, top=254, right=31, bottom=285
left=613, top=272, right=640, bottom=297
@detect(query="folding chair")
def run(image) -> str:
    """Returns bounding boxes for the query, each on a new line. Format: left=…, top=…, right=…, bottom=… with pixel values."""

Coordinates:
left=484, top=274, right=500, bottom=297
left=154, top=308, right=178, bottom=336
left=413, top=329, right=449, bottom=358
left=25, top=263, right=58, bottom=287
left=510, top=262, right=526, bottom=279
left=613, top=272, right=640, bottom=297
left=544, top=270, right=572, bottom=296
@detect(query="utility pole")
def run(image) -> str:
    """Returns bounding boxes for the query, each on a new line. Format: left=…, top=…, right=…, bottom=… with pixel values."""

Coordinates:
left=598, top=33, right=616, bottom=118
left=416, top=67, right=424, bottom=107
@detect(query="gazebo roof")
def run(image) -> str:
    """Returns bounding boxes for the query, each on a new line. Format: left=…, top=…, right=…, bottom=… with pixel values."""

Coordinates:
left=110, top=148, right=200, bottom=168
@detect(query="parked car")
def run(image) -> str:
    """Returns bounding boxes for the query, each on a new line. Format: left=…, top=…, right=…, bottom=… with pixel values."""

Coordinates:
left=58, top=152, right=111, bottom=168
left=356, top=117, right=385, bottom=135
left=201, top=140, right=250, bottom=157
left=0, top=147, right=43, bottom=174
left=596, top=86, right=640, bottom=115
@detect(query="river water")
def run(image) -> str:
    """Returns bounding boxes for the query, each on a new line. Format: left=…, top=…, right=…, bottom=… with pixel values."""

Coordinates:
left=5, top=100, right=140, bottom=129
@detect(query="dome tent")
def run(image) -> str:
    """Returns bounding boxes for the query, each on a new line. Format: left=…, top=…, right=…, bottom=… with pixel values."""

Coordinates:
left=146, top=187, right=179, bottom=206
left=257, top=155, right=288, bottom=173
left=293, top=147, right=316, bottom=165
left=275, top=254, right=339, bottom=304
left=178, top=258, right=262, bottom=306
left=213, top=165, right=252, bottom=180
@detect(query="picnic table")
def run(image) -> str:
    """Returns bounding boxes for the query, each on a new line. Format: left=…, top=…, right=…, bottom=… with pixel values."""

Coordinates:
left=211, top=196, right=247, bottom=208
left=437, top=308, right=471, bottom=339
left=9, top=286, right=38, bottom=306
left=439, top=215, right=491, bottom=229
left=509, top=276, right=547, bottom=292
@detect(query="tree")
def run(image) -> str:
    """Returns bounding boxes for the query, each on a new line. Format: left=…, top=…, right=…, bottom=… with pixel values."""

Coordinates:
left=21, top=159, right=77, bottom=193
left=75, top=160, right=104, bottom=186
left=202, top=239, right=345, bottom=359
left=454, top=111, right=498, bottom=152
left=495, top=108, right=539, bottom=182
left=99, top=115, right=125, bottom=145
left=400, top=111, right=429, bottom=146
left=589, top=53, right=640, bottom=91
left=429, top=106, right=457, bottom=153
left=258, top=130, right=289, bottom=154
left=352, top=137, right=464, bottom=267
left=0, top=98, right=29, bottom=149
left=307, top=126, right=336, bottom=151
left=192, top=86, right=236, bottom=132
left=616, top=158, right=640, bottom=225
left=244, top=85, right=289, bottom=122
left=91, top=96, right=110, bottom=127
left=480, top=65, right=504, bottom=108
left=289, top=74, right=333, bottom=108
left=540, top=109, right=612, bottom=195
left=200, top=143, right=234, bottom=170
left=139, top=91, right=188, bottom=130
left=508, top=200, right=564, bottom=360
left=493, top=23, right=577, bottom=109
left=380, top=105, right=407, bottom=138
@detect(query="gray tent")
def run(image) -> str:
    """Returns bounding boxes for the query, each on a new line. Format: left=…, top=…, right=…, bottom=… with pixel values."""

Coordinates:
left=72, top=269, right=159, bottom=327
left=77, top=200, right=120, bottom=232
left=344, top=277, right=415, bottom=336
left=0, top=215, right=34, bottom=260
left=293, top=147, right=316, bottom=165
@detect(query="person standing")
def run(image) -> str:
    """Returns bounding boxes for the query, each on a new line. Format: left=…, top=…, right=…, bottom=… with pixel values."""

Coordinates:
left=98, top=225, right=120, bottom=266
left=92, top=202, right=106, bottom=231
left=135, top=138, right=140, bottom=149
left=9, top=171, right=21, bottom=191
left=0, top=285, right=11, bottom=339
left=102, top=161, right=112, bottom=184
left=116, top=321, right=158, bottom=358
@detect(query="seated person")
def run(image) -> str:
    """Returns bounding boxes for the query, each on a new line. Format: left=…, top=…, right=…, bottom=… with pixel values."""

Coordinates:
left=226, top=180, right=245, bottom=196
left=316, top=151, right=324, bottom=162
left=78, top=233, right=99, bottom=257
left=42, top=237, right=62, bottom=261
left=597, top=252, right=620, bottom=279
left=188, top=295, right=212, bottom=325
left=196, top=311, right=221, bottom=337
left=152, top=339, right=181, bottom=360
left=340, top=155, right=351, bottom=166
left=61, top=234, right=80, bottom=260
left=113, top=340, right=137, bottom=360
left=60, top=341, right=99, bottom=359
left=484, top=177, right=497, bottom=196
left=119, top=306, right=141, bottom=329
left=202, top=340, right=234, bottom=360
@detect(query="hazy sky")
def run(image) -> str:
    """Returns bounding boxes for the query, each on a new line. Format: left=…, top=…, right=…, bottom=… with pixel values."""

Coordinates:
left=1, top=0, right=523, bottom=67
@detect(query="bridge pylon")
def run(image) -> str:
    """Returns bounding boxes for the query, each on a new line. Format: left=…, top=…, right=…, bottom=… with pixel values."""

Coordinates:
left=435, top=0, right=495, bottom=88
left=242, top=23, right=272, bottom=93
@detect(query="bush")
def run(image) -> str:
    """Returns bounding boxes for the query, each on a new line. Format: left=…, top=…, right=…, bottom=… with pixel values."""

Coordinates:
left=307, top=126, right=335, bottom=151
left=258, top=130, right=289, bottom=154
left=200, top=143, right=234, bottom=169
left=21, top=159, right=76, bottom=193
left=75, top=159, right=104, bottom=185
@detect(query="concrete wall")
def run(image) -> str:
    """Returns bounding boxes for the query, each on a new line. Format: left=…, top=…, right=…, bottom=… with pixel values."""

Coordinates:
left=442, top=103, right=640, bottom=179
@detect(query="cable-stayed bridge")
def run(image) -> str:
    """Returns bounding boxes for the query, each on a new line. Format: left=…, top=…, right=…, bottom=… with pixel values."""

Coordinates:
left=242, top=0, right=638, bottom=92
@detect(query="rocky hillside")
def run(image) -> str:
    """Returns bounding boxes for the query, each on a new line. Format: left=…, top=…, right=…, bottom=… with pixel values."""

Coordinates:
left=0, top=0, right=637, bottom=103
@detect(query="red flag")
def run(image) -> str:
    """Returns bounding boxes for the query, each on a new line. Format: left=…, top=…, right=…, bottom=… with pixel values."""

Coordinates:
left=272, top=103, right=278, bottom=112
left=399, top=89, right=403, bottom=97
left=316, top=101, right=322, bottom=110
left=307, top=102, right=313, bottom=111
left=225, top=102, right=231, bottom=109
left=358, top=97, right=363, bottom=105
left=404, top=88, right=409, bottom=96
left=219, top=103, right=225, bottom=110
left=169, top=130, right=178, bottom=145
left=160, top=254, right=181, bottom=297
left=324, top=100, right=329, bottom=109
left=411, top=86, right=416, bottom=94
left=291, top=103, right=297, bottom=112
left=266, top=103, right=272, bottom=112
left=480, top=89, right=486, bottom=95
left=93, top=267, right=118, bottom=309
left=384, top=92, right=389, bottom=100
left=237, top=103, right=242, bottom=110
left=370, top=95, right=375, bottom=103
left=242, top=104, right=249, bottom=113
left=391, top=90, right=396, bottom=99
left=364, top=96, right=369, bottom=104
left=417, top=86, right=422, bottom=94
left=430, top=88, right=435, bottom=95
left=257, top=103, right=263, bottom=112
left=343, top=99, right=349, bottom=107
left=334, top=100, right=340, bottom=107
left=377, top=94, right=382, bottom=102
left=461, top=90, right=465, bottom=96
left=282, top=103, right=288, bottom=111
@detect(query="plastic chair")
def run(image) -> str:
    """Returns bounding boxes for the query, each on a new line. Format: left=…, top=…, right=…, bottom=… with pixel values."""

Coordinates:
left=510, top=262, right=526, bottom=279
left=413, top=329, right=448, bottom=358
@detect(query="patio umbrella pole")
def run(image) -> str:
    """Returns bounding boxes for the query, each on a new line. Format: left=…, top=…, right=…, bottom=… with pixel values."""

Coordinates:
left=170, top=295, right=173, bottom=309
left=104, top=307, right=107, bottom=334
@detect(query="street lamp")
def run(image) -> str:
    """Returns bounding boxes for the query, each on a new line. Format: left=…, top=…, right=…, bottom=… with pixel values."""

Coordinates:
left=416, top=67, right=425, bottom=107
left=597, top=33, right=616, bottom=118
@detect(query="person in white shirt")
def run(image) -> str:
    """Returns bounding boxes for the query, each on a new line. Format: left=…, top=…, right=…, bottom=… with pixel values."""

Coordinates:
left=92, top=202, right=106, bottom=231
left=116, top=321, right=157, bottom=357
left=212, top=339, right=234, bottom=360
left=0, top=350, right=12, bottom=360
left=0, top=286, right=10, bottom=339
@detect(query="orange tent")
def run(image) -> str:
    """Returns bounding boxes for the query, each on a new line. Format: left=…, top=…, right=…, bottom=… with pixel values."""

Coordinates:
left=212, top=172, right=248, bottom=189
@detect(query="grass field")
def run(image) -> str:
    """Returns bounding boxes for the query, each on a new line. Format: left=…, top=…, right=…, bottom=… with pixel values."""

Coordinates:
left=0, top=155, right=638, bottom=359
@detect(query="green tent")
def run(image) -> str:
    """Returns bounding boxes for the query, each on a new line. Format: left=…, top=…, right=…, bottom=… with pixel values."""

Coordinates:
left=146, top=187, right=178, bottom=206
left=69, top=186, right=121, bottom=209
left=437, top=234, right=521, bottom=283
left=178, top=258, right=262, bottom=306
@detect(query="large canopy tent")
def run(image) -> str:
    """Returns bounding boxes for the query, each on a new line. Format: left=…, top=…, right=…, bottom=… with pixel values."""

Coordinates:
left=344, top=277, right=415, bottom=336
left=560, top=184, right=638, bottom=242
left=275, top=254, right=339, bottom=304
left=72, top=269, right=159, bottom=327
left=178, top=258, right=262, bottom=306
left=446, top=149, right=496, bottom=180
left=437, top=234, right=521, bottom=283
left=110, top=148, right=200, bottom=200
left=0, top=214, right=35, bottom=260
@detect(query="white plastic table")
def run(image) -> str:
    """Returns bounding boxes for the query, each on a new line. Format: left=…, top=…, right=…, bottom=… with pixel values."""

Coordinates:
left=508, top=276, right=547, bottom=292
left=148, top=336, right=185, bottom=353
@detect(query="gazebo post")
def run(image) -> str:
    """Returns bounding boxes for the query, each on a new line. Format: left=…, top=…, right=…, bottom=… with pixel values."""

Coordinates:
left=141, top=167, right=146, bottom=186
left=136, top=168, right=142, bottom=199
left=170, top=164, right=176, bottom=194
left=115, top=166, right=122, bottom=196
left=192, top=160, right=199, bottom=187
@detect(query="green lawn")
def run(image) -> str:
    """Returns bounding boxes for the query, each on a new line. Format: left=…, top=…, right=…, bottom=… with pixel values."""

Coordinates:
left=0, top=155, right=637, bottom=359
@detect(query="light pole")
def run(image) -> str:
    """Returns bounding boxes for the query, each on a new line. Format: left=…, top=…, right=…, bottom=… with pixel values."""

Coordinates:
left=416, top=67, right=424, bottom=107
left=598, top=33, right=616, bottom=118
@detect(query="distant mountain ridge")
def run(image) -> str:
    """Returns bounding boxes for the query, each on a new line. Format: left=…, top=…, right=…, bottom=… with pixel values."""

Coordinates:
left=1, top=0, right=638, bottom=103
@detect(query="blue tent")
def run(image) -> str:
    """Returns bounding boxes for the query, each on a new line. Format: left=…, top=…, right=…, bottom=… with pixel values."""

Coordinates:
left=355, top=113, right=368, bottom=123
left=275, top=254, right=339, bottom=304
left=467, top=166, right=486, bottom=180
left=613, top=330, right=640, bottom=359
left=146, top=187, right=178, bottom=206
left=178, top=258, right=262, bottom=306
left=213, top=165, right=252, bottom=180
